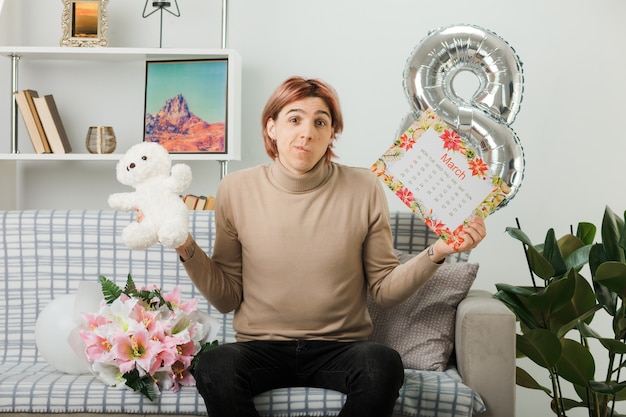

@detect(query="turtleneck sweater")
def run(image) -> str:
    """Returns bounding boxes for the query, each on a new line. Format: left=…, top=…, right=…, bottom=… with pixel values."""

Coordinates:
left=181, top=159, right=442, bottom=342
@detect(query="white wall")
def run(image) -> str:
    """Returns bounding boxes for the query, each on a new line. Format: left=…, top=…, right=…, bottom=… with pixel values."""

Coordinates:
left=1, top=1, right=626, bottom=415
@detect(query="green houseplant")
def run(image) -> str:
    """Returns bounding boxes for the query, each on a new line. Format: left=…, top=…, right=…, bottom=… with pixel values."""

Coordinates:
left=495, top=206, right=626, bottom=416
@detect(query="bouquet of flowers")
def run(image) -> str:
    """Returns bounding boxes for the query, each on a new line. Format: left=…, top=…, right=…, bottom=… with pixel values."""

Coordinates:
left=79, top=274, right=219, bottom=401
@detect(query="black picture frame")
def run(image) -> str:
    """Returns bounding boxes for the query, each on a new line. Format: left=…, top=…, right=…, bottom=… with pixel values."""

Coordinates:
left=143, top=58, right=229, bottom=154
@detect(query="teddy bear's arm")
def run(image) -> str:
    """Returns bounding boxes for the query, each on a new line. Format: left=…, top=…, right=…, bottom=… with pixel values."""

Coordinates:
left=108, top=192, right=138, bottom=212
left=166, top=163, right=193, bottom=193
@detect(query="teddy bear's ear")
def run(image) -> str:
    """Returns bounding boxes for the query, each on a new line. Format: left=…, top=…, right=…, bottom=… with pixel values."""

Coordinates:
left=141, top=142, right=171, bottom=166
left=154, top=146, right=172, bottom=163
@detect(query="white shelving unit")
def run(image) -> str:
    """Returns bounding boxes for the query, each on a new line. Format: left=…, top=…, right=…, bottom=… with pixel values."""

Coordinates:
left=1, top=46, right=241, bottom=161
left=0, top=46, right=242, bottom=209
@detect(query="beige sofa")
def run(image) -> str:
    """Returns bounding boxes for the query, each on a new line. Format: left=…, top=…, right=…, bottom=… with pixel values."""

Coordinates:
left=0, top=210, right=515, bottom=417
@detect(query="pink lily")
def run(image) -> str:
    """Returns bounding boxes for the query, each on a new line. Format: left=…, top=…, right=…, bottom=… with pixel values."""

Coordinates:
left=111, top=327, right=163, bottom=375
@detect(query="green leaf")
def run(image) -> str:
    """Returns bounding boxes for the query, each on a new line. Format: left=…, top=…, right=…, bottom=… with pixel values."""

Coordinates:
left=98, top=275, right=123, bottom=304
left=505, top=226, right=570, bottom=280
left=598, top=338, right=626, bottom=355
left=557, top=234, right=584, bottom=261
left=124, top=274, right=137, bottom=297
left=555, top=338, right=595, bottom=386
left=595, top=262, right=626, bottom=299
left=556, top=305, right=602, bottom=340
left=571, top=383, right=626, bottom=415
left=135, top=286, right=171, bottom=310
left=527, top=245, right=556, bottom=280
left=515, top=366, right=552, bottom=394
left=616, top=381, right=626, bottom=401
left=528, top=270, right=576, bottom=317
left=495, top=283, right=535, bottom=298
left=578, top=320, right=626, bottom=354
left=124, top=369, right=157, bottom=401
left=505, top=226, right=556, bottom=280
left=494, top=287, right=543, bottom=330
left=544, top=228, right=568, bottom=277
left=577, top=320, right=603, bottom=339
left=588, top=380, right=626, bottom=396
left=589, top=243, right=609, bottom=279
left=602, top=206, right=626, bottom=263
left=590, top=241, right=620, bottom=315
left=564, top=244, right=592, bottom=273
left=516, top=329, right=562, bottom=369
left=558, top=397, right=586, bottom=412
left=573, top=383, right=593, bottom=408
left=505, top=227, right=534, bottom=246
left=551, top=272, right=599, bottom=337
left=620, top=209, right=626, bottom=253
left=616, top=310, right=626, bottom=338
left=576, top=222, right=597, bottom=246
left=593, top=279, right=619, bottom=317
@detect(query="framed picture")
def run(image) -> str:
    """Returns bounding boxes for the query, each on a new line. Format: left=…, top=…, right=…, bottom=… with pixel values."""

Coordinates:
left=144, top=59, right=229, bottom=154
left=60, top=0, right=109, bottom=47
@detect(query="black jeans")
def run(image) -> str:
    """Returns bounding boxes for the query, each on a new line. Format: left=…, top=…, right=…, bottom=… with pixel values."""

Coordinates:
left=193, top=340, right=404, bottom=417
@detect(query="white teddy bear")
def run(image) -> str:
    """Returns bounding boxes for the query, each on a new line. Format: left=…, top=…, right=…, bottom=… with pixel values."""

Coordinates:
left=108, top=142, right=192, bottom=250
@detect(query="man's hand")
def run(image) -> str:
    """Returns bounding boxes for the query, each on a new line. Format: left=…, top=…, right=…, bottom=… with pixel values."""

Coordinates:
left=428, top=216, right=487, bottom=263
left=176, top=233, right=196, bottom=261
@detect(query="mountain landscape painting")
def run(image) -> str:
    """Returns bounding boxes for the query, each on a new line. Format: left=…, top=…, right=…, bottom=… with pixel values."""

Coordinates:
left=144, top=59, right=228, bottom=153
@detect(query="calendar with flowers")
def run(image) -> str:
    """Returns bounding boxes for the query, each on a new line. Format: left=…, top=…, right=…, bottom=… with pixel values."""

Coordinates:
left=371, top=110, right=509, bottom=249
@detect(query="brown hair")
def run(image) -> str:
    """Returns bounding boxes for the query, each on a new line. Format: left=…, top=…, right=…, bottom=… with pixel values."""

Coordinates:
left=261, top=76, right=343, bottom=163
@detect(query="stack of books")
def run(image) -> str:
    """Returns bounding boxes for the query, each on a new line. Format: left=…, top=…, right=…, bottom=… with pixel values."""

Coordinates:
left=182, top=194, right=215, bottom=210
left=13, top=89, right=72, bottom=154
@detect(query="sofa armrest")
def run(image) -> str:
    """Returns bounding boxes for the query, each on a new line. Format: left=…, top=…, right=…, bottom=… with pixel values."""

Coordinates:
left=455, top=289, right=516, bottom=417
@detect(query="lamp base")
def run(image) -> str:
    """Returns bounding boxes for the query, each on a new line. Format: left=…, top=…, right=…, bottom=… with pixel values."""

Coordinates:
left=143, top=0, right=180, bottom=48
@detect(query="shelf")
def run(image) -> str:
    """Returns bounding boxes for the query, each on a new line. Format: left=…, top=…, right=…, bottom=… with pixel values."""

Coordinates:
left=0, top=153, right=235, bottom=161
left=0, top=46, right=236, bottom=61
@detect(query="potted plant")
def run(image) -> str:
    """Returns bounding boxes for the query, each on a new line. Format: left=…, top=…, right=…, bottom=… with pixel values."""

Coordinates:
left=495, top=206, right=626, bottom=416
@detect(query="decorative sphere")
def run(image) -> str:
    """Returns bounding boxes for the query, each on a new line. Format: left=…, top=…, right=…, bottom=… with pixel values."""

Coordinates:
left=35, top=294, right=90, bottom=375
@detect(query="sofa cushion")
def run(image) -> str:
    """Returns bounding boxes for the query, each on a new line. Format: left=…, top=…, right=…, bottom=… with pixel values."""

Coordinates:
left=368, top=250, right=479, bottom=371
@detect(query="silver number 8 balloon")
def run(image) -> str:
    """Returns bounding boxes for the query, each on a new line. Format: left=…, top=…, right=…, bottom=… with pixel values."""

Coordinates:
left=403, top=24, right=525, bottom=208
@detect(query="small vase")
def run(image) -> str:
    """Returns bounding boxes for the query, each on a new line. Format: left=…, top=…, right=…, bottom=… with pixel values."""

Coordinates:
left=85, top=126, right=116, bottom=154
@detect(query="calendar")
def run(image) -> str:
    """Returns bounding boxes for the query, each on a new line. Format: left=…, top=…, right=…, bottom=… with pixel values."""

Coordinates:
left=371, top=110, right=509, bottom=248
